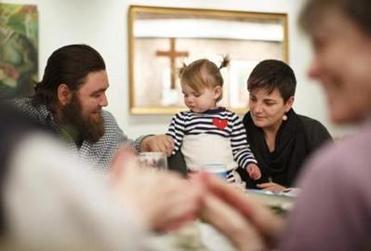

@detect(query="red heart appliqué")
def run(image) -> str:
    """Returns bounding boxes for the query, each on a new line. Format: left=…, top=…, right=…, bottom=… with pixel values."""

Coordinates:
left=212, top=118, right=228, bottom=129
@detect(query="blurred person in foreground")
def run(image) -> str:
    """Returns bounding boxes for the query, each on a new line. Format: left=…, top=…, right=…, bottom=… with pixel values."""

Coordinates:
left=11, top=44, right=173, bottom=169
left=0, top=104, right=203, bottom=251
left=196, top=0, right=371, bottom=250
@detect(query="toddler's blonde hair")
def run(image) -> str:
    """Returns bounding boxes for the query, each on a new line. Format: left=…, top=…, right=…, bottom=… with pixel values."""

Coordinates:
left=179, top=56, right=229, bottom=102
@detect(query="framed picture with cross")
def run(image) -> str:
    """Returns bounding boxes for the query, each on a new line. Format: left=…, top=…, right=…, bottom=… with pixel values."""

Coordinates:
left=128, top=5, right=288, bottom=115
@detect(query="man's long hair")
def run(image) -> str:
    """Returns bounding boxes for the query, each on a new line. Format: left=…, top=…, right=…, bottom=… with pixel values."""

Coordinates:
left=33, top=44, right=106, bottom=107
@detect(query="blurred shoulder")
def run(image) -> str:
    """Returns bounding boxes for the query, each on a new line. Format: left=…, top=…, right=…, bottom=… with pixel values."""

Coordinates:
left=299, top=124, right=371, bottom=185
left=10, top=97, right=36, bottom=111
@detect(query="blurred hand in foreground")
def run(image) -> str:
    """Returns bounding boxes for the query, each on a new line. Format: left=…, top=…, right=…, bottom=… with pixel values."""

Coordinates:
left=109, top=147, right=204, bottom=232
left=193, top=172, right=285, bottom=251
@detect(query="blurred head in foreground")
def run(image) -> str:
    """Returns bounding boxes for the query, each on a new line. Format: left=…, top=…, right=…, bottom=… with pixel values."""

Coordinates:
left=300, top=0, right=371, bottom=124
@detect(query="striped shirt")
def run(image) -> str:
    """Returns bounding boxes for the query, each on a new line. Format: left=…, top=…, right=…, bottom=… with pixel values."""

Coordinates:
left=167, top=107, right=257, bottom=170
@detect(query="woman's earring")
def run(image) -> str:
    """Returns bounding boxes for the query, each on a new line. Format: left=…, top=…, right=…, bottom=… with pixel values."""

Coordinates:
left=282, top=114, right=288, bottom=121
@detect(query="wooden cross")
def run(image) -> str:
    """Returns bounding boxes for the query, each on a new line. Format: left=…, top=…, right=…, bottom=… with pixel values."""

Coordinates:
left=156, top=37, right=189, bottom=89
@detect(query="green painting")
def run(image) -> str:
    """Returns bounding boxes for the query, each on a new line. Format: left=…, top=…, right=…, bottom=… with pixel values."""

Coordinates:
left=0, top=3, right=38, bottom=99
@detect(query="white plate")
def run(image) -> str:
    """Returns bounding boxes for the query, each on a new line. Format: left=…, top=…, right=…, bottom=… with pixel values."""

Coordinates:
left=245, top=189, right=296, bottom=211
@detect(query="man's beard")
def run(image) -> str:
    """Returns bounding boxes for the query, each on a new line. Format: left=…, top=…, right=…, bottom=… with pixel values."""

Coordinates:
left=61, top=95, right=105, bottom=144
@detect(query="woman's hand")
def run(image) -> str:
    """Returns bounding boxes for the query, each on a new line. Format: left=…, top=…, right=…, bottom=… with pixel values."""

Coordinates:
left=140, top=135, right=174, bottom=156
left=193, top=173, right=285, bottom=251
left=257, top=182, right=286, bottom=193
left=109, top=147, right=204, bottom=232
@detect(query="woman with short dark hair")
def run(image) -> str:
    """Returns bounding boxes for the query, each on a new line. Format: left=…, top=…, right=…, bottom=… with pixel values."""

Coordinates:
left=242, top=59, right=332, bottom=191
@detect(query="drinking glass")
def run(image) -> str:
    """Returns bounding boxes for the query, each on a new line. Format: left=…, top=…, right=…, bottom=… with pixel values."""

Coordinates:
left=138, top=152, right=168, bottom=170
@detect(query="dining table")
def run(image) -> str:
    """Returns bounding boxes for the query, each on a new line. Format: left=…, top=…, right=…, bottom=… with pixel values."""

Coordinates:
left=148, top=189, right=296, bottom=251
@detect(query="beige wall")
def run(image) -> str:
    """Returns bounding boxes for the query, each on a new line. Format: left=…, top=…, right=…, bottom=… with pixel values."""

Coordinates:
left=1, top=0, right=355, bottom=138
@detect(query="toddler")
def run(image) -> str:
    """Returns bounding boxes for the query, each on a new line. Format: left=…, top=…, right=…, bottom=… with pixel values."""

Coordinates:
left=166, top=57, right=261, bottom=183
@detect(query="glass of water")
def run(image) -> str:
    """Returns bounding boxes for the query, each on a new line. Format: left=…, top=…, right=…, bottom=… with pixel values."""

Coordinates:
left=138, top=152, right=168, bottom=170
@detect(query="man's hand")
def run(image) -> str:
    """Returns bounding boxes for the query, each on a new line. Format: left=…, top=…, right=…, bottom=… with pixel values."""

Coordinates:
left=140, top=135, right=174, bottom=156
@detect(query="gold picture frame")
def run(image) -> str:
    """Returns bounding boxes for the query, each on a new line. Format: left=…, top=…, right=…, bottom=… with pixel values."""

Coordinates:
left=128, top=5, right=288, bottom=115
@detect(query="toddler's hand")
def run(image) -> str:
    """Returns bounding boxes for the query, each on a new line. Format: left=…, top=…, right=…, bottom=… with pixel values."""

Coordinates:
left=246, top=163, right=261, bottom=180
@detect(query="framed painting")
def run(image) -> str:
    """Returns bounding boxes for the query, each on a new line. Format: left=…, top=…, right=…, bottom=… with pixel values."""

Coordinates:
left=128, top=5, right=288, bottom=114
left=0, top=3, right=38, bottom=99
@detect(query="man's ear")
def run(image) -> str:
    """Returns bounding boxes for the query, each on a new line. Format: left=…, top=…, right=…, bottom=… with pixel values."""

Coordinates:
left=57, top=84, right=72, bottom=106
left=285, top=96, right=294, bottom=112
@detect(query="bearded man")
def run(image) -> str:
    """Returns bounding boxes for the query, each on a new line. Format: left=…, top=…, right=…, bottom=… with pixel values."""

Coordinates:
left=12, top=44, right=173, bottom=168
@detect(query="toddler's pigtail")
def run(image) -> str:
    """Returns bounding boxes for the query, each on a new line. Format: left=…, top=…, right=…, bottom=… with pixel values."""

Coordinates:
left=178, top=62, right=188, bottom=77
left=219, top=55, right=230, bottom=69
